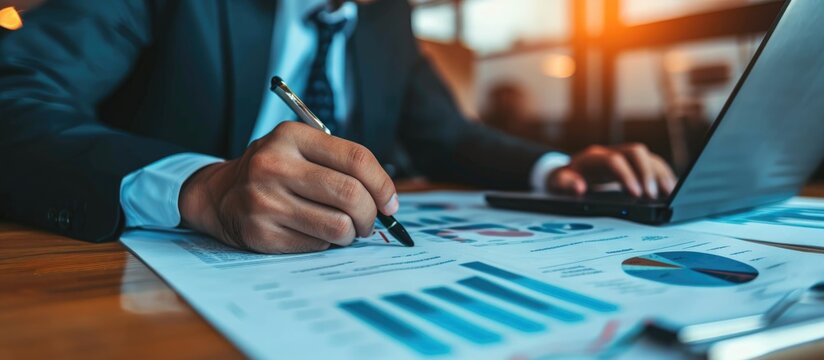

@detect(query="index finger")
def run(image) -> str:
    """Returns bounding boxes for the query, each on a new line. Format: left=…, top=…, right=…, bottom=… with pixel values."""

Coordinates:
left=291, top=128, right=399, bottom=215
left=620, top=145, right=657, bottom=198
left=600, top=153, right=643, bottom=197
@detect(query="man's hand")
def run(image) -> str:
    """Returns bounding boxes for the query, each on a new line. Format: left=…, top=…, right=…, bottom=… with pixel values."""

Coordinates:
left=178, top=122, right=399, bottom=254
left=547, top=143, right=676, bottom=198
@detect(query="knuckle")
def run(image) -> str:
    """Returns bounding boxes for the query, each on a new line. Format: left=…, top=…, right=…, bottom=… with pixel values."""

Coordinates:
left=606, top=152, right=625, bottom=164
left=273, top=121, right=297, bottom=134
left=347, top=145, right=373, bottom=169
left=250, top=152, right=289, bottom=178
left=353, top=207, right=377, bottom=234
left=325, top=214, right=354, bottom=241
left=269, top=122, right=302, bottom=142
left=248, top=151, right=273, bottom=172
left=270, top=122, right=288, bottom=139
left=585, top=145, right=605, bottom=154
left=628, top=142, right=648, bottom=153
left=336, top=177, right=361, bottom=203
left=248, top=153, right=266, bottom=171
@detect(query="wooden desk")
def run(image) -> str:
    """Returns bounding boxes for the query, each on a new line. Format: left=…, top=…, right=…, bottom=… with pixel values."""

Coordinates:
left=2, top=183, right=823, bottom=359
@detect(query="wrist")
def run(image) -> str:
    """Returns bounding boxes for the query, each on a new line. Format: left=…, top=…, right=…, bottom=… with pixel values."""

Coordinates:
left=179, top=161, right=226, bottom=233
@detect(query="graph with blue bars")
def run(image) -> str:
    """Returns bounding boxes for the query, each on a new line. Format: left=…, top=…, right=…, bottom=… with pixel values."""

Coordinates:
left=337, top=262, right=617, bottom=356
left=402, top=215, right=468, bottom=229
left=711, top=206, right=824, bottom=230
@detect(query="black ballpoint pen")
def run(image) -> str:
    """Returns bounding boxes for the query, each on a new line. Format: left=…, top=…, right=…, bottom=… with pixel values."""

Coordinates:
left=270, top=76, right=415, bottom=247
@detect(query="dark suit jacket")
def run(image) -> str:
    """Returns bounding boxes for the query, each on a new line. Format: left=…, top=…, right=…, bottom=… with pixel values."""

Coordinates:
left=0, top=0, right=553, bottom=243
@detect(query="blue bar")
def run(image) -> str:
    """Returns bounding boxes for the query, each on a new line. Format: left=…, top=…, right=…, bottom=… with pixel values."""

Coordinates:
left=440, top=216, right=467, bottom=223
left=458, top=277, right=584, bottom=323
left=420, top=218, right=448, bottom=225
left=383, top=294, right=502, bottom=344
left=339, top=300, right=451, bottom=356
left=461, top=261, right=618, bottom=313
left=423, top=287, right=546, bottom=333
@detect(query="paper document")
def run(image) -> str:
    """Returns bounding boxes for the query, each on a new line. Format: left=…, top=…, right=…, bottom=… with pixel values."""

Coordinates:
left=121, top=192, right=824, bottom=359
left=673, top=197, right=824, bottom=248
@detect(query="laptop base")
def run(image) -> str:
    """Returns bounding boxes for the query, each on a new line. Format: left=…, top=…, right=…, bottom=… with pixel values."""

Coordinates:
left=485, top=192, right=673, bottom=225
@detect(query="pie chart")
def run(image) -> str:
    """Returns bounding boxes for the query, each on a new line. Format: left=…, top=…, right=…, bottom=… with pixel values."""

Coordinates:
left=622, top=251, right=758, bottom=287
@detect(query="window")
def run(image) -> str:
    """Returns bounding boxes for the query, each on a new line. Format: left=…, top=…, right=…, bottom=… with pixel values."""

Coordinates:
left=412, top=3, right=457, bottom=42
left=621, top=0, right=772, bottom=24
left=461, top=0, right=568, bottom=54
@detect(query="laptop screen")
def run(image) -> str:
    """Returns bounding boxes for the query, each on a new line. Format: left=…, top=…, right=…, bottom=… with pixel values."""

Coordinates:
left=668, top=0, right=824, bottom=222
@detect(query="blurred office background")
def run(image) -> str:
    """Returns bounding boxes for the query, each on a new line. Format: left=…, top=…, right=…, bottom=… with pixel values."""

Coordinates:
left=410, top=0, right=820, bottom=177
left=2, top=0, right=820, bottom=179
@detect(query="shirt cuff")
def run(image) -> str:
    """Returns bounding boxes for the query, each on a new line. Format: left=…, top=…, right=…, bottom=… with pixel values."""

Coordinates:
left=120, top=153, right=224, bottom=229
left=530, top=152, right=571, bottom=192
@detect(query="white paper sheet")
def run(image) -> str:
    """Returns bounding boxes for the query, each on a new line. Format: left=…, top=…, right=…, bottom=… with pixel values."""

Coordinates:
left=672, top=197, right=824, bottom=247
left=120, top=192, right=824, bottom=359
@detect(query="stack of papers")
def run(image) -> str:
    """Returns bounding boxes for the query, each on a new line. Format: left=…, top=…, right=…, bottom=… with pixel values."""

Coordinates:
left=673, top=197, right=824, bottom=248
left=120, top=192, right=824, bottom=359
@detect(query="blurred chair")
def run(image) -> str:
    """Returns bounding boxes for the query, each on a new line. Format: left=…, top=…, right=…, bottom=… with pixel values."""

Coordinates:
left=418, top=39, right=477, bottom=119
left=479, top=82, right=556, bottom=145
left=659, top=59, right=731, bottom=174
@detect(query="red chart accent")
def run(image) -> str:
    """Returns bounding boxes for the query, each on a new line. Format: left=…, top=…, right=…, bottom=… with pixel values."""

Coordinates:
left=622, top=257, right=680, bottom=268
left=588, top=319, right=621, bottom=352
left=692, top=268, right=758, bottom=283
left=378, top=231, right=390, bottom=243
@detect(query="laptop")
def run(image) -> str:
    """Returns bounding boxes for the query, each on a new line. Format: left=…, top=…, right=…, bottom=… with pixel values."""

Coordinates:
left=486, top=0, right=824, bottom=225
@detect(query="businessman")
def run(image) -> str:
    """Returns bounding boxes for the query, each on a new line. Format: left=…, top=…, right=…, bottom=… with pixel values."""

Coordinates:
left=0, top=0, right=675, bottom=253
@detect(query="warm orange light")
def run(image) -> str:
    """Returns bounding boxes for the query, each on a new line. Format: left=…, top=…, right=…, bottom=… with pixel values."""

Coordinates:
left=664, top=51, right=692, bottom=73
left=0, top=7, right=23, bottom=30
left=541, top=54, right=576, bottom=79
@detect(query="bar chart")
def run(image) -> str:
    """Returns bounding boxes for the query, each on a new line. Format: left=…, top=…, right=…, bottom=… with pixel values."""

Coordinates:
left=338, top=300, right=452, bottom=356
left=399, top=202, right=459, bottom=213
left=712, top=206, right=824, bottom=230
left=422, top=287, right=546, bottom=333
left=461, top=261, right=619, bottom=312
left=421, top=224, right=534, bottom=243
left=402, top=215, right=469, bottom=229
left=383, top=294, right=503, bottom=344
left=338, top=262, right=617, bottom=356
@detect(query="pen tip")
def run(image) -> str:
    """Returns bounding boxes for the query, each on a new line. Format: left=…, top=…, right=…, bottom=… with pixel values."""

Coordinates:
left=271, top=76, right=284, bottom=90
left=395, top=225, right=415, bottom=247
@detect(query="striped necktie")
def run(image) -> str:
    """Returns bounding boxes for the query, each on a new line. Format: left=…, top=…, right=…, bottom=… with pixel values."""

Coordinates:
left=302, top=10, right=347, bottom=135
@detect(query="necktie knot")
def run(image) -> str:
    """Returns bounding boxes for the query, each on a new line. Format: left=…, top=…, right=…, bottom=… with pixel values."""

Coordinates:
left=308, top=9, right=348, bottom=37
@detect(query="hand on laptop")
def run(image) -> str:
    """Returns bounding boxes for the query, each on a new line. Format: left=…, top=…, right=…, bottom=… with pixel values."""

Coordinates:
left=178, top=122, right=398, bottom=254
left=547, top=143, right=676, bottom=198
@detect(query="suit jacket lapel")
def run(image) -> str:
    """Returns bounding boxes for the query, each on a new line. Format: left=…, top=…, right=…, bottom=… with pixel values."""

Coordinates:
left=223, top=0, right=275, bottom=158
left=350, top=1, right=391, bottom=157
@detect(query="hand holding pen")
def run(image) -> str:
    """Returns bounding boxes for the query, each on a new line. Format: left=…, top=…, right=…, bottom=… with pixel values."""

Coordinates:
left=176, top=83, right=412, bottom=253
left=270, top=76, right=414, bottom=247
